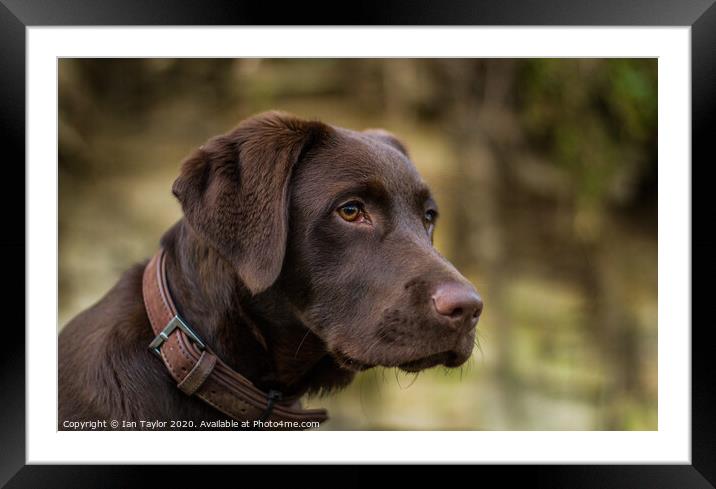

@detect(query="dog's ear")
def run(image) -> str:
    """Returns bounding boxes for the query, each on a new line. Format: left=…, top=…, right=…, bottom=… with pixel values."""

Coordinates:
left=363, top=128, right=409, bottom=157
left=172, top=111, right=330, bottom=295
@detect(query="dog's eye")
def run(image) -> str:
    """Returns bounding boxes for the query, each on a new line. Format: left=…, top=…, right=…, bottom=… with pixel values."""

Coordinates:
left=337, top=202, right=364, bottom=222
left=424, top=209, right=437, bottom=236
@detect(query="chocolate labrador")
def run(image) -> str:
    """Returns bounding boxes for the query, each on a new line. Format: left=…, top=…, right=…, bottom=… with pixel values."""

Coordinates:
left=58, top=111, right=483, bottom=429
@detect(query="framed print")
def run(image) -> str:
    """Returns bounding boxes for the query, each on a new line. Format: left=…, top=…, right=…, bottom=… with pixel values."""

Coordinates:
left=2, top=0, right=713, bottom=486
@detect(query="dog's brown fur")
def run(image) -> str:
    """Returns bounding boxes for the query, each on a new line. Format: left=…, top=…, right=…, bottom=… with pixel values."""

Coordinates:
left=58, top=112, right=480, bottom=428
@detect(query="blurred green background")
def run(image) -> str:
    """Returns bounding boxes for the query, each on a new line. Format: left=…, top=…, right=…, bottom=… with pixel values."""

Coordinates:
left=58, top=58, right=657, bottom=430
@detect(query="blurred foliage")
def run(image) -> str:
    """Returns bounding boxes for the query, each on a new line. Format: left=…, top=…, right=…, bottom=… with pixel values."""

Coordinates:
left=517, top=59, right=657, bottom=235
left=59, top=58, right=657, bottom=430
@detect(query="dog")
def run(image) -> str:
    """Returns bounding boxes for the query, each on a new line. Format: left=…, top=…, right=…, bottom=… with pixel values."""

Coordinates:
left=58, top=111, right=483, bottom=429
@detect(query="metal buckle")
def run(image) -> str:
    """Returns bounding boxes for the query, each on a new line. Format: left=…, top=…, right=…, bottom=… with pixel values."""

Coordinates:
left=148, top=315, right=206, bottom=357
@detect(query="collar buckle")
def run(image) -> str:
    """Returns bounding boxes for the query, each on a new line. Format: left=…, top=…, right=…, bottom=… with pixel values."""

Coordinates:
left=149, top=315, right=206, bottom=357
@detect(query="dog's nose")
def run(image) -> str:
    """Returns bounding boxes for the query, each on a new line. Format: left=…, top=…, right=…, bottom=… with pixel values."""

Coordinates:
left=432, top=282, right=483, bottom=329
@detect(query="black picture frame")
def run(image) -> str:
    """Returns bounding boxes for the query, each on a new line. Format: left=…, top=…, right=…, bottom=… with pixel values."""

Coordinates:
left=1, top=1, right=712, bottom=487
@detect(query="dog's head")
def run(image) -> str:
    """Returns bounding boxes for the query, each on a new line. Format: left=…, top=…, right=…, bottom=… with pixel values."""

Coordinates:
left=173, top=112, right=482, bottom=373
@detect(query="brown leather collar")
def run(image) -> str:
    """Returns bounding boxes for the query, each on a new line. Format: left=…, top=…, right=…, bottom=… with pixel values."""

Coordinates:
left=142, top=248, right=328, bottom=429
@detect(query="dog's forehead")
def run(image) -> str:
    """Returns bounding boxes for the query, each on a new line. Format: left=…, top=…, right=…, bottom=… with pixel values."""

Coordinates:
left=298, top=127, right=426, bottom=196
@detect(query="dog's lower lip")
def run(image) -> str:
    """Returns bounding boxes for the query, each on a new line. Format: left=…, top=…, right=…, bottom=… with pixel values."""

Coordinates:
left=398, top=351, right=456, bottom=372
left=334, top=348, right=469, bottom=373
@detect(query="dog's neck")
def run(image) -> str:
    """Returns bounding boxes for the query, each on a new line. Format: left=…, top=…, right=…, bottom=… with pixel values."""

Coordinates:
left=158, top=220, right=354, bottom=398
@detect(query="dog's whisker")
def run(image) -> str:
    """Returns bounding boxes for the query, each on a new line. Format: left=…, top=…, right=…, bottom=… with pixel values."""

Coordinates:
left=359, top=371, right=370, bottom=422
left=360, top=329, right=390, bottom=365
left=372, top=368, right=383, bottom=399
left=469, top=355, right=476, bottom=369
left=293, top=329, right=313, bottom=357
left=404, top=371, right=420, bottom=389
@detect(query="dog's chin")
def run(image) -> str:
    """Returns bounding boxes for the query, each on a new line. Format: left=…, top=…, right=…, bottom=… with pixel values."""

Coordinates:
left=332, top=348, right=472, bottom=373
left=397, top=350, right=469, bottom=372
left=395, top=331, right=477, bottom=372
